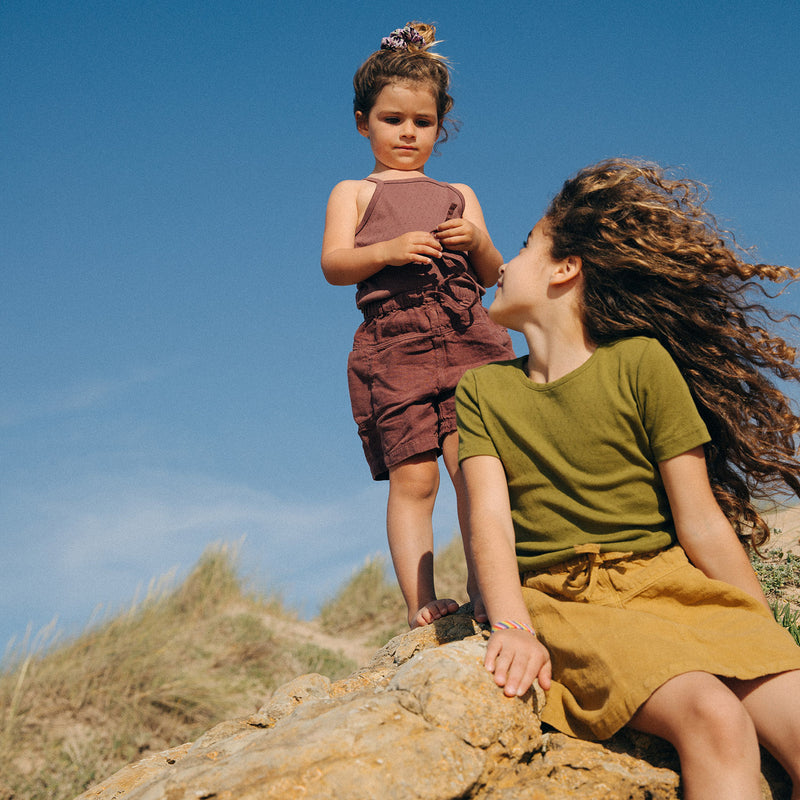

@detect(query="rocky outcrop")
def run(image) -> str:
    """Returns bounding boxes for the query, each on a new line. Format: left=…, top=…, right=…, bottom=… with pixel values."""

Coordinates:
left=75, top=611, right=790, bottom=800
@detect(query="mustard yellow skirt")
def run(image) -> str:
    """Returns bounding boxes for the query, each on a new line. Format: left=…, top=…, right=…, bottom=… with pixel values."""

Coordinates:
left=521, top=544, right=800, bottom=740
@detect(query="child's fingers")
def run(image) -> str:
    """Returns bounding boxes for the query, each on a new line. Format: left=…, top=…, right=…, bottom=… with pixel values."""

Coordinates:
left=487, top=649, right=513, bottom=689
left=502, top=645, right=542, bottom=697
left=401, top=238, right=443, bottom=265
left=435, top=220, right=478, bottom=251
left=484, top=633, right=519, bottom=689
left=538, top=656, right=552, bottom=692
left=434, top=220, right=465, bottom=239
left=485, top=631, right=550, bottom=696
left=390, top=231, right=442, bottom=265
left=435, top=218, right=463, bottom=232
left=484, top=634, right=505, bottom=676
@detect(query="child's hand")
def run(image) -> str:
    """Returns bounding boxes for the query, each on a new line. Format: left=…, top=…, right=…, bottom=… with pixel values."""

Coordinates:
left=435, top=218, right=483, bottom=252
left=384, top=231, right=443, bottom=266
left=485, top=630, right=552, bottom=696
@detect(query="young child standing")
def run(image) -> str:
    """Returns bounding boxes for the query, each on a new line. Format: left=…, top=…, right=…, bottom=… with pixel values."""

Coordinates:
left=322, top=23, right=514, bottom=628
left=456, top=159, right=800, bottom=798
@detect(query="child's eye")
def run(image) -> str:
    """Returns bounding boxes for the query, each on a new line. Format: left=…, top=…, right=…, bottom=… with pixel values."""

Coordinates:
left=384, top=117, right=401, bottom=124
left=416, top=119, right=433, bottom=127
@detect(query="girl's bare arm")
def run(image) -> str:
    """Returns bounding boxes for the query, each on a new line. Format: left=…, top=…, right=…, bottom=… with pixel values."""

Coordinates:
left=659, top=446, right=769, bottom=608
left=462, top=454, right=552, bottom=695
left=321, top=180, right=442, bottom=286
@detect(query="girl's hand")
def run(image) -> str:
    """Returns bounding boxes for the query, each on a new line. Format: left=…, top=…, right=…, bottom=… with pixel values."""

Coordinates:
left=384, top=231, right=443, bottom=266
left=435, top=218, right=483, bottom=252
left=485, top=629, right=552, bottom=696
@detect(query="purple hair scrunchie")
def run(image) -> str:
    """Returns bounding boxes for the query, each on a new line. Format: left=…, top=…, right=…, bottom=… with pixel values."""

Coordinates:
left=380, top=25, right=425, bottom=52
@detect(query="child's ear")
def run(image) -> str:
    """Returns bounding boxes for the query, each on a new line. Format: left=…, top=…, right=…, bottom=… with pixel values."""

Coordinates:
left=551, top=256, right=582, bottom=286
left=355, top=111, right=369, bottom=137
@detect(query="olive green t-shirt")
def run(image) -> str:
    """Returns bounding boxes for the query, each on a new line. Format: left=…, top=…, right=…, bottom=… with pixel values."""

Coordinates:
left=456, top=337, right=711, bottom=572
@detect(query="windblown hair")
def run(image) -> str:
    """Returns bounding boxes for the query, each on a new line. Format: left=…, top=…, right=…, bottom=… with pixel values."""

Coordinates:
left=545, top=158, right=800, bottom=549
left=353, top=22, right=454, bottom=142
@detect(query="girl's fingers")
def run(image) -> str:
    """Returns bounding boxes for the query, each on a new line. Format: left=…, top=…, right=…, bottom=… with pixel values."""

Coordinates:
left=485, top=631, right=551, bottom=696
left=503, top=653, right=530, bottom=696
left=484, top=637, right=501, bottom=673
left=538, top=658, right=552, bottom=691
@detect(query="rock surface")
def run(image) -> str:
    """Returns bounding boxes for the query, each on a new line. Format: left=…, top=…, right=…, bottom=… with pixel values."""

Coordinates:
left=75, top=611, right=790, bottom=800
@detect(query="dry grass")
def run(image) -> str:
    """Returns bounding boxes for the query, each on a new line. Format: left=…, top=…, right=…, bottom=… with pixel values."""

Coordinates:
left=0, top=543, right=356, bottom=800
left=2, top=527, right=797, bottom=800
left=318, top=534, right=469, bottom=646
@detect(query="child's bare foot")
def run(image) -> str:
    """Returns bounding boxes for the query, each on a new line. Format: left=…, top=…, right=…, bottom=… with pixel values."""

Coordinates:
left=471, top=594, right=488, bottom=623
left=409, top=598, right=459, bottom=629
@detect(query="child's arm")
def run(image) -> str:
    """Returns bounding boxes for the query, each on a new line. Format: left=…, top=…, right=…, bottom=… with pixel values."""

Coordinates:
left=435, top=184, right=503, bottom=287
left=659, top=446, right=770, bottom=608
left=462, top=454, right=552, bottom=696
left=321, top=180, right=443, bottom=286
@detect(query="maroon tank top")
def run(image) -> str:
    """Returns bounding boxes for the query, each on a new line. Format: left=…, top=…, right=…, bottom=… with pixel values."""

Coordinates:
left=353, top=176, right=482, bottom=309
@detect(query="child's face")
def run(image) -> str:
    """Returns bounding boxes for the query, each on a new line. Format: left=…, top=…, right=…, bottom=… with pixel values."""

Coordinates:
left=489, top=219, right=562, bottom=330
left=356, top=82, right=439, bottom=173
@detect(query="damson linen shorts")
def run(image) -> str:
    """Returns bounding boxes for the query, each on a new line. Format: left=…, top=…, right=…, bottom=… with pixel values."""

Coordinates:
left=348, top=288, right=514, bottom=481
left=521, top=544, right=800, bottom=740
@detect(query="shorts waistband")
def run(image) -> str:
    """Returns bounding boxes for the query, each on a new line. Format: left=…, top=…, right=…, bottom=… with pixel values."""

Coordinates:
left=360, top=292, right=429, bottom=320
left=359, top=271, right=483, bottom=321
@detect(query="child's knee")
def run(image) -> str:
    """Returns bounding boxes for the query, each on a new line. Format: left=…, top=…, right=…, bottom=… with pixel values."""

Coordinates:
left=389, top=456, right=440, bottom=501
left=688, top=691, right=757, bottom=756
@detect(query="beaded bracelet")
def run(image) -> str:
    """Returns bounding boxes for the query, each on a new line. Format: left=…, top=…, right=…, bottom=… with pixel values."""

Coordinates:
left=491, top=619, right=536, bottom=636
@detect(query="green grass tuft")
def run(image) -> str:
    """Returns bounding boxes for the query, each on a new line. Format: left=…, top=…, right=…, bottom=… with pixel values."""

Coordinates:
left=771, top=601, right=800, bottom=646
left=751, top=546, right=800, bottom=598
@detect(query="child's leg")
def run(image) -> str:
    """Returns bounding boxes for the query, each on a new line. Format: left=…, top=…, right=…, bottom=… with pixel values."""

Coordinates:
left=727, top=669, right=800, bottom=797
left=387, top=451, right=458, bottom=628
left=628, top=671, right=762, bottom=800
left=441, top=432, right=486, bottom=621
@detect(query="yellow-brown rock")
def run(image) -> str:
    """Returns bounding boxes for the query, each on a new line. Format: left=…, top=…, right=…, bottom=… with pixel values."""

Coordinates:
left=74, top=611, right=790, bottom=800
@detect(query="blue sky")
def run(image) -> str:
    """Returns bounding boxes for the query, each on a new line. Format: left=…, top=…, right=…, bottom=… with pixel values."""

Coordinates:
left=2, top=0, right=799, bottom=653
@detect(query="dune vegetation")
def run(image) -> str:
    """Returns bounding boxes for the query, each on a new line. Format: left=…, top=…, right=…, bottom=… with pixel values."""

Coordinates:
left=0, top=533, right=797, bottom=800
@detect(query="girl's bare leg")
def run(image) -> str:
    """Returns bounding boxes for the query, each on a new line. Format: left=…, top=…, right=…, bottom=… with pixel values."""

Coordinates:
left=387, top=451, right=458, bottom=628
left=726, top=669, right=800, bottom=798
left=628, top=671, right=762, bottom=800
left=441, top=432, right=486, bottom=621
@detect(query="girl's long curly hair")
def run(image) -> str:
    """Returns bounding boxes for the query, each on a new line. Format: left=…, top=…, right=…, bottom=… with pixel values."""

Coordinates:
left=545, top=158, right=800, bottom=549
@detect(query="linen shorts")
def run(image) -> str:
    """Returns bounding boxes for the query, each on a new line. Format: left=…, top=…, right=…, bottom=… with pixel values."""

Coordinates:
left=348, top=288, right=514, bottom=481
left=521, top=544, right=800, bottom=740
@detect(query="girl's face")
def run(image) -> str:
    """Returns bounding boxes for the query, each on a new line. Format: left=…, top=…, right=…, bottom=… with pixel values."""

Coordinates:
left=356, top=81, right=439, bottom=173
left=489, top=219, right=564, bottom=330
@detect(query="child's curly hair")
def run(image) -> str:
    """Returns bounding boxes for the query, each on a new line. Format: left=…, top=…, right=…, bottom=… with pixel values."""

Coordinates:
left=545, top=158, right=800, bottom=548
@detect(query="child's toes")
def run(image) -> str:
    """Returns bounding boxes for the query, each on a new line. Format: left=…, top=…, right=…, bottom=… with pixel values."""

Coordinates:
left=431, top=598, right=459, bottom=619
left=410, top=599, right=460, bottom=628
left=410, top=606, right=433, bottom=628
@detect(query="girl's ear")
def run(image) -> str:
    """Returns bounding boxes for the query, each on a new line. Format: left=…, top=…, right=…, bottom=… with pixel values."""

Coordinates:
left=551, top=256, right=582, bottom=286
left=355, top=111, right=369, bottom=137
